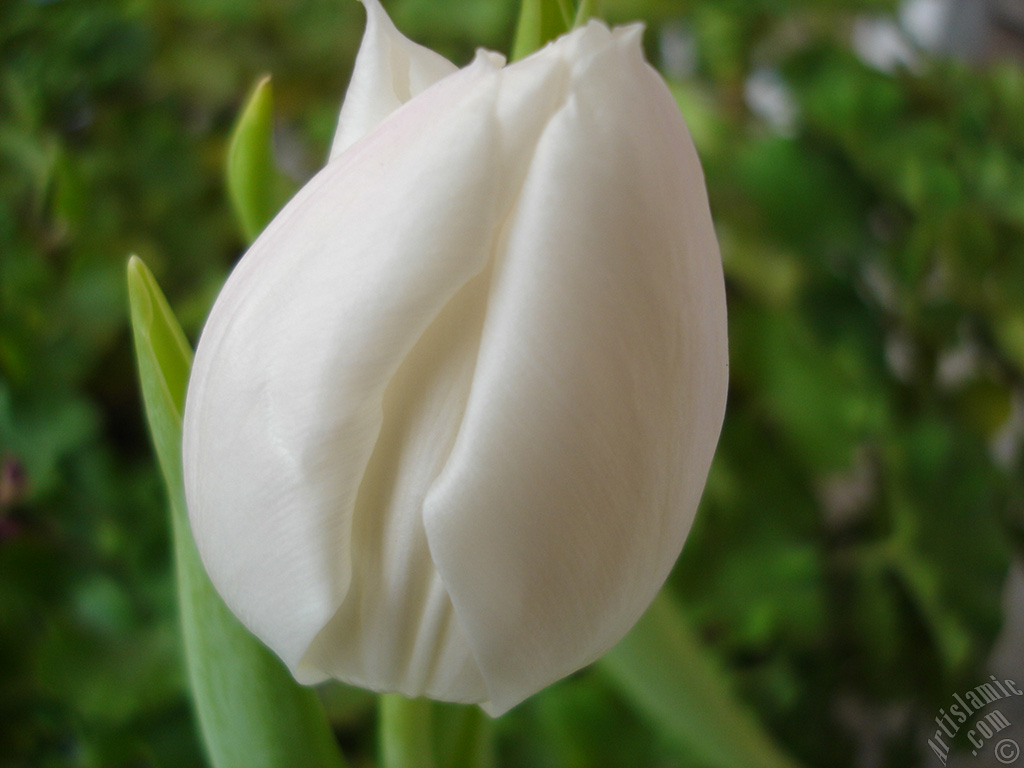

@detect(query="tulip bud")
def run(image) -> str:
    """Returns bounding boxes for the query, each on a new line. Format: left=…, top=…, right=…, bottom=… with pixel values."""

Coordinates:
left=183, top=0, right=728, bottom=716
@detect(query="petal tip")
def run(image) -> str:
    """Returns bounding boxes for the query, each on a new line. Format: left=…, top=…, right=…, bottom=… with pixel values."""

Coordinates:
left=473, top=48, right=507, bottom=69
left=613, top=21, right=646, bottom=46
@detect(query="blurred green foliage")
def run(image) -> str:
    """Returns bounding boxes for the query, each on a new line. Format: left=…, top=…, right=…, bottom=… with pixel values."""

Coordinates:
left=0, top=0, right=1021, bottom=766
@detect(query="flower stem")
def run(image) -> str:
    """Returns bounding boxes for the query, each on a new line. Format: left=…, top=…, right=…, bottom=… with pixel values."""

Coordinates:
left=379, top=695, right=437, bottom=768
left=436, top=704, right=494, bottom=768
left=601, top=591, right=803, bottom=768
left=379, top=696, right=495, bottom=768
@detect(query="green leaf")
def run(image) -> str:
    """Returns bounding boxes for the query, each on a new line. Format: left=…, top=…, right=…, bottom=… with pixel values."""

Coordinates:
left=510, top=0, right=574, bottom=61
left=572, top=0, right=599, bottom=28
left=127, top=256, right=346, bottom=768
left=601, top=591, right=802, bottom=768
left=226, top=75, right=295, bottom=243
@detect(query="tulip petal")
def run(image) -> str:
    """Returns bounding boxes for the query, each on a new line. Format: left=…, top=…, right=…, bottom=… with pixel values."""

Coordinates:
left=329, top=0, right=458, bottom=160
left=185, top=57, right=504, bottom=691
left=422, top=25, right=729, bottom=715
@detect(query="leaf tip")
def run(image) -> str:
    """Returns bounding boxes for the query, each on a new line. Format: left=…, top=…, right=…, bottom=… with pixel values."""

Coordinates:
left=127, top=254, right=154, bottom=328
left=227, top=73, right=281, bottom=242
left=251, top=73, right=273, bottom=105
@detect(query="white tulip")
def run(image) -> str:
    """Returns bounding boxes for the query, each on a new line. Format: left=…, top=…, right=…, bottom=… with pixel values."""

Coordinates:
left=182, top=0, right=727, bottom=716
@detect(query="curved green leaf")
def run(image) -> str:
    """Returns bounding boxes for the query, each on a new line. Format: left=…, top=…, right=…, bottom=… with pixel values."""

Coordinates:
left=601, top=591, right=801, bottom=768
left=572, top=0, right=600, bottom=28
left=127, top=256, right=346, bottom=768
left=226, top=76, right=295, bottom=243
left=511, top=0, right=574, bottom=61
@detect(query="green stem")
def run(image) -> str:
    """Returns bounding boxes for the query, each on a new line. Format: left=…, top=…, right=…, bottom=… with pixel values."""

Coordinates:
left=436, top=704, right=494, bottom=768
left=379, top=695, right=437, bottom=768
left=601, top=592, right=803, bottom=768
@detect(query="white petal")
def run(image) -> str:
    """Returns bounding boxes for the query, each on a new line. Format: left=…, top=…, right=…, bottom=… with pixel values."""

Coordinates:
left=184, top=44, right=577, bottom=702
left=422, top=25, right=728, bottom=715
left=329, top=0, right=458, bottom=161
left=184, top=57, right=504, bottom=689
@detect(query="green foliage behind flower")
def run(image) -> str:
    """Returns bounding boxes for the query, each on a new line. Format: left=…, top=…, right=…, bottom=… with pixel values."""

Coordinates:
left=0, top=0, right=1020, bottom=766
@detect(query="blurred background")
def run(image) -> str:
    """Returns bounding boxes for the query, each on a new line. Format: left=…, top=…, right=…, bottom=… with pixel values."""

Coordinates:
left=1, top=0, right=1023, bottom=766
